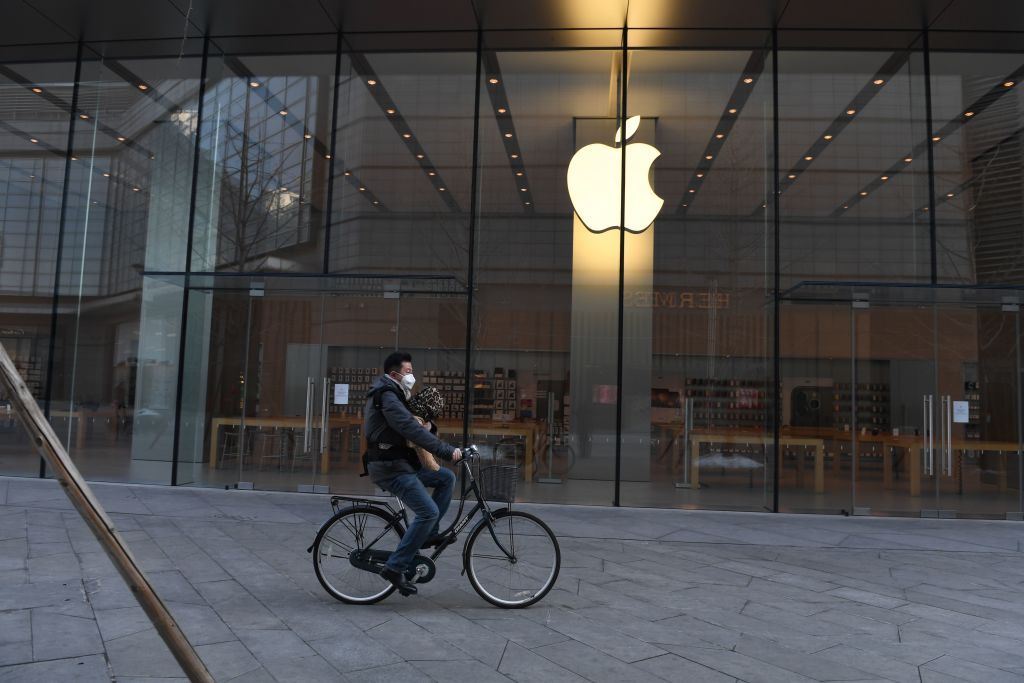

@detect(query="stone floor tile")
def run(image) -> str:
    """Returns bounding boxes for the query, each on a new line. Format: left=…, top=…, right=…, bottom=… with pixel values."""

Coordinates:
left=0, top=653, right=110, bottom=682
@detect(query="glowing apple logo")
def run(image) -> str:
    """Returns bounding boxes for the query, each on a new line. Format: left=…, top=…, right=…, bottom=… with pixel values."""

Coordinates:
left=567, top=116, right=663, bottom=234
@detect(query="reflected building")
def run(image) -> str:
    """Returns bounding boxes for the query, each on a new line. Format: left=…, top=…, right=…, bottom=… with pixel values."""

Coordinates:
left=1, top=0, right=1023, bottom=519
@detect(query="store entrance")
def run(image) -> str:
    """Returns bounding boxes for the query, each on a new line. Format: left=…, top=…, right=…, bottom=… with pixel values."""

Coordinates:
left=169, top=273, right=465, bottom=493
left=782, top=283, right=1023, bottom=519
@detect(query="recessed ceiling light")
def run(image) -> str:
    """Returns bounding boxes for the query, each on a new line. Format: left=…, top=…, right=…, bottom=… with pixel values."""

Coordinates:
left=324, top=154, right=331, bottom=159
left=1003, top=81, right=1015, bottom=87
left=402, top=133, right=412, bottom=139
left=439, top=187, right=446, bottom=191
left=29, top=138, right=38, bottom=143
left=497, top=107, right=507, bottom=114
left=842, top=204, right=848, bottom=209
left=358, top=187, right=366, bottom=191
left=71, top=156, right=77, bottom=160
left=31, top=87, right=43, bottom=93
left=79, top=113, right=89, bottom=119
left=103, top=172, right=110, bottom=177
left=250, top=81, right=260, bottom=88
left=728, top=108, right=737, bottom=114
left=132, top=187, right=140, bottom=192
left=705, top=154, right=713, bottom=160
left=416, top=154, right=425, bottom=159
left=385, top=108, right=396, bottom=115
left=303, top=133, right=312, bottom=139
left=688, top=189, right=695, bottom=193
left=504, top=132, right=512, bottom=138
left=715, top=133, right=724, bottom=139
left=873, top=79, right=884, bottom=85
left=373, top=200, right=380, bottom=205
left=804, top=155, right=813, bottom=161
left=964, top=111, right=975, bottom=117
left=138, top=83, right=148, bottom=91
left=510, top=154, right=519, bottom=159
left=859, top=191, right=868, bottom=196
left=524, top=201, right=531, bottom=205
left=881, top=175, right=889, bottom=180
left=117, top=136, right=126, bottom=142
left=787, top=174, right=796, bottom=179
left=846, top=109, right=856, bottom=115
left=520, top=188, right=527, bottom=192
left=922, top=206, right=929, bottom=211
left=515, top=171, right=523, bottom=176
left=427, top=171, right=436, bottom=176
left=946, top=192, right=954, bottom=197
left=367, top=79, right=377, bottom=86
left=682, top=203, right=688, bottom=207
left=823, top=134, right=833, bottom=141
left=488, top=78, right=499, bottom=84
left=343, top=171, right=351, bottom=176
left=696, top=173, right=704, bottom=178
left=279, top=110, right=288, bottom=116
left=29, top=174, right=35, bottom=178
left=932, top=136, right=941, bottom=142
left=742, top=77, right=753, bottom=84
left=904, top=157, right=912, bottom=162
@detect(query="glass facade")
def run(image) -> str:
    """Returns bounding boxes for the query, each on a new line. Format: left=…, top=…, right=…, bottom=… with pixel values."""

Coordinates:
left=1, top=27, right=1022, bottom=519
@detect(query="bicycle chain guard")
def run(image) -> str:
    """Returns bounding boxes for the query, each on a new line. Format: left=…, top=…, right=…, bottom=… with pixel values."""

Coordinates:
left=348, top=549, right=436, bottom=584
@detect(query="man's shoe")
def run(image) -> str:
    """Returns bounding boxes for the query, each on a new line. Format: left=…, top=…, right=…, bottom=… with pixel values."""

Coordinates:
left=380, top=567, right=417, bottom=596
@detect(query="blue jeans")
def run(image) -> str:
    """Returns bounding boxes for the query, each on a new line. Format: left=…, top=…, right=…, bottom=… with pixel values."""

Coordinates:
left=378, top=467, right=456, bottom=573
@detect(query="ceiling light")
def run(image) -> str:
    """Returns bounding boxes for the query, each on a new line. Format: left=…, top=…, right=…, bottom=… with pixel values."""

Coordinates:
left=705, top=154, right=713, bottom=160
left=682, top=203, right=688, bottom=207
left=373, top=200, right=380, bottom=205
left=359, top=187, right=366, bottom=191
left=696, top=173, right=704, bottom=178
left=510, top=154, right=519, bottom=159
left=303, top=133, right=312, bottom=139
left=964, top=111, right=975, bottom=117
left=688, top=189, right=695, bottom=193
left=31, top=87, right=43, bottom=93
left=873, top=79, right=885, bottom=85
left=439, top=187, right=446, bottom=191
left=515, top=171, right=523, bottom=176
left=842, top=204, right=848, bottom=209
left=103, top=172, right=110, bottom=177
left=881, top=175, right=889, bottom=180
left=497, top=107, right=507, bottom=114
left=138, top=83, right=148, bottom=91
left=1003, top=81, right=1015, bottom=87
left=728, top=108, right=737, bottom=114
left=402, top=133, right=412, bottom=139
left=823, top=134, right=833, bottom=141
left=504, top=132, right=512, bottom=138
left=117, top=136, right=126, bottom=142
left=324, top=154, right=331, bottom=159
left=343, top=171, right=351, bottom=176
left=904, top=157, right=912, bottom=162
left=742, top=77, right=753, bottom=84
left=29, top=138, right=38, bottom=143
left=488, top=78, right=499, bottom=85
left=947, top=192, right=954, bottom=198
left=922, top=206, right=929, bottom=211
left=367, top=79, right=377, bottom=85
left=860, top=191, right=868, bottom=196
left=249, top=81, right=260, bottom=88
left=71, top=156, right=77, bottom=160
left=520, top=188, right=527, bottom=192
left=132, top=187, right=140, bottom=192
left=846, top=109, right=856, bottom=115
left=804, top=155, right=813, bottom=161
left=385, top=108, right=396, bottom=115
left=416, top=154, right=425, bottom=159
left=79, top=113, right=89, bottom=119
left=787, top=174, right=796, bottom=179
left=932, top=136, right=941, bottom=142
left=427, top=171, right=436, bottom=176
left=279, top=110, right=287, bottom=116
left=715, top=133, right=724, bottom=139
left=524, top=201, right=531, bottom=205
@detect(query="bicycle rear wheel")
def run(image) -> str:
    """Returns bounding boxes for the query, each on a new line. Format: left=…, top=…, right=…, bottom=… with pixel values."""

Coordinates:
left=464, top=509, right=560, bottom=608
left=312, top=507, right=403, bottom=604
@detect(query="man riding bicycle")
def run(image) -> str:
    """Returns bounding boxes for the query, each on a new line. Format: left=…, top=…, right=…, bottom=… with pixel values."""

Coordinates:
left=363, top=352, right=462, bottom=596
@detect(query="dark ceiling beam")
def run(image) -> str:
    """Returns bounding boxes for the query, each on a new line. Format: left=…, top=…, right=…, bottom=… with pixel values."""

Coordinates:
left=676, top=48, right=768, bottom=216
left=481, top=50, right=533, bottom=214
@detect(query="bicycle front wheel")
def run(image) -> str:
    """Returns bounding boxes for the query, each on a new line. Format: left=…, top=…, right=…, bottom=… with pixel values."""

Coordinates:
left=464, top=509, right=560, bottom=608
left=312, top=507, right=402, bottom=604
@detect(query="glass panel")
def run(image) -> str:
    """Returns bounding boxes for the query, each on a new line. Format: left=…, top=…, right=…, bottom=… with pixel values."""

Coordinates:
left=777, top=46, right=930, bottom=287
left=0, top=57, right=76, bottom=476
left=928, top=51, right=1024, bottom=285
left=474, top=44, right=623, bottom=506
left=623, top=48, right=774, bottom=510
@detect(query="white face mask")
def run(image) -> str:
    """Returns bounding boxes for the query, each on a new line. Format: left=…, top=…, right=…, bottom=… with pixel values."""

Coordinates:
left=400, top=373, right=416, bottom=391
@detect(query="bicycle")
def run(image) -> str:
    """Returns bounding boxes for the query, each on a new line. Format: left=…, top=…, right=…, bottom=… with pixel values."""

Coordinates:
left=308, top=445, right=561, bottom=608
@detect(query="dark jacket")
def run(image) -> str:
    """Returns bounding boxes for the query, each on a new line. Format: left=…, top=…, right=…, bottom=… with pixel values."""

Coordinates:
left=363, top=375, right=455, bottom=482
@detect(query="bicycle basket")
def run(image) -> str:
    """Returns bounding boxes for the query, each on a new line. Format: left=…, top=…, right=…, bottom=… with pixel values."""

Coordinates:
left=477, top=465, right=519, bottom=503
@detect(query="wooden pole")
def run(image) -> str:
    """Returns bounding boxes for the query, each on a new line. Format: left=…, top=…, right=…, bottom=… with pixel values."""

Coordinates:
left=0, top=342, right=214, bottom=683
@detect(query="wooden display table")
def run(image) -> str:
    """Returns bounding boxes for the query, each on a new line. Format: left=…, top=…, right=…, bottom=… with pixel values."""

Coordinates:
left=437, top=421, right=538, bottom=481
left=208, top=415, right=362, bottom=473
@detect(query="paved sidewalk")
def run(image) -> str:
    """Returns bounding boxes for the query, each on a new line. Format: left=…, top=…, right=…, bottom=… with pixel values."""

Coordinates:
left=1, top=476, right=1024, bottom=682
